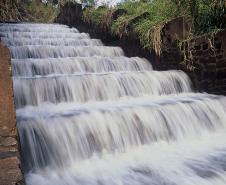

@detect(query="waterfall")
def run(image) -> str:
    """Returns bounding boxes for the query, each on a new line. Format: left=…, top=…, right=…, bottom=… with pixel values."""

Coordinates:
left=1, top=23, right=226, bottom=185
left=13, top=71, right=191, bottom=108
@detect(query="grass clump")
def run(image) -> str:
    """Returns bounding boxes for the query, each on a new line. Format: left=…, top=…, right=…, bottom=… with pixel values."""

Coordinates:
left=83, top=6, right=113, bottom=31
left=83, top=0, right=179, bottom=49
left=171, top=0, right=226, bottom=35
left=82, top=0, right=226, bottom=52
left=0, top=0, right=24, bottom=22
left=123, top=0, right=178, bottom=48
left=24, top=1, right=59, bottom=23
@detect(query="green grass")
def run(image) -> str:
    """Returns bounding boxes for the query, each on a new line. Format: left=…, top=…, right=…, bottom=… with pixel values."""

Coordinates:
left=24, top=1, right=59, bottom=23
left=82, top=0, right=226, bottom=52
left=83, top=0, right=179, bottom=49
left=0, top=0, right=58, bottom=23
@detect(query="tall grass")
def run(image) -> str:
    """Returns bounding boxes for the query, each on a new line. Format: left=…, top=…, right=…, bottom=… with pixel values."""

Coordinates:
left=24, top=1, right=59, bottom=23
left=0, top=0, right=58, bottom=23
left=82, top=0, right=226, bottom=50
left=83, top=0, right=179, bottom=49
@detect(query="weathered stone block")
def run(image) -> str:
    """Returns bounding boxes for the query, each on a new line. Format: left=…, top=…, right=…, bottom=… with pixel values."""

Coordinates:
left=215, top=79, right=225, bottom=86
left=214, top=42, right=222, bottom=50
left=216, top=61, right=226, bottom=68
left=202, top=50, right=216, bottom=56
left=206, top=63, right=216, bottom=70
left=0, top=157, right=23, bottom=185
left=216, top=54, right=224, bottom=59
left=0, top=137, right=17, bottom=147
left=216, top=68, right=226, bottom=78
left=194, top=45, right=201, bottom=50
left=202, top=43, right=209, bottom=50
left=199, top=80, right=211, bottom=90
left=217, top=58, right=226, bottom=63
left=199, top=57, right=209, bottom=64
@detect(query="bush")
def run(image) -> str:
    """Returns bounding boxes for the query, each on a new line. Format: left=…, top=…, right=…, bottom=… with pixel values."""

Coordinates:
left=24, top=1, right=59, bottom=23
left=82, top=0, right=226, bottom=51
left=83, top=0, right=179, bottom=49
left=171, top=0, right=226, bottom=34
left=0, top=0, right=58, bottom=23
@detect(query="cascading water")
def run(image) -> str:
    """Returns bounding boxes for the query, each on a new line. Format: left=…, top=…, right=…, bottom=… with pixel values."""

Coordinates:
left=1, top=23, right=226, bottom=185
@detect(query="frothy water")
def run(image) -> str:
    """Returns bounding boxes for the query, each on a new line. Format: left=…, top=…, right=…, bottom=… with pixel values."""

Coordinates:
left=11, top=57, right=152, bottom=77
left=1, top=23, right=226, bottom=185
left=13, top=71, right=191, bottom=108
left=0, top=31, right=89, bottom=39
left=9, top=45, right=124, bottom=58
left=2, top=37, right=103, bottom=46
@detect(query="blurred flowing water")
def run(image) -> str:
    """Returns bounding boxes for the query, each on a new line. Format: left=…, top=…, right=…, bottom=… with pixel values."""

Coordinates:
left=1, top=23, right=226, bottom=185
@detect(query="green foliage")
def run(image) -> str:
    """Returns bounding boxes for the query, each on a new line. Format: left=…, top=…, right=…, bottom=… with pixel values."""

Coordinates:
left=83, top=6, right=111, bottom=27
left=196, top=0, right=225, bottom=34
left=117, top=0, right=178, bottom=47
left=83, top=0, right=179, bottom=49
left=25, top=1, right=59, bottom=23
left=0, top=0, right=58, bottom=22
left=170, top=0, right=226, bottom=34
left=82, top=0, right=226, bottom=51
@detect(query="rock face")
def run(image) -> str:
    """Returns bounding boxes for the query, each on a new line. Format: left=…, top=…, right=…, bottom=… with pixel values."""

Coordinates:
left=0, top=43, right=23, bottom=185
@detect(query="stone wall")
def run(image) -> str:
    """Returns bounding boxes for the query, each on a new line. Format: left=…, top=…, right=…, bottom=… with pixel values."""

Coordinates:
left=180, top=30, right=226, bottom=95
left=0, top=43, right=23, bottom=185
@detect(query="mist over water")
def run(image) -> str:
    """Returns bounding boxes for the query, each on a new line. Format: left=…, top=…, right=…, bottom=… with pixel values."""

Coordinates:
left=1, top=23, right=226, bottom=185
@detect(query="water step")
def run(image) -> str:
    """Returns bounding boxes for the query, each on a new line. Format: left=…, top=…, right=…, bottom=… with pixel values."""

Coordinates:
left=17, top=93, right=223, bottom=119
left=0, top=32, right=90, bottom=39
left=2, top=37, right=103, bottom=47
left=12, top=57, right=152, bottom=76
left=13, top=70, right=191, bottom=108
left=0, top=23, right=68, bottom=27
left=17, top=93, right=226, bottom=171
left=24, top=132, right=226, bottom=185
left=0, top=26, right=79, bottom=33
left=10, top=46, right=124, bottom=59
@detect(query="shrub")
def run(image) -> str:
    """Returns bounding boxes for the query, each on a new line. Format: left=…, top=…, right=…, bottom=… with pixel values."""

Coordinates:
left=82, top=0, right=226, bottom=51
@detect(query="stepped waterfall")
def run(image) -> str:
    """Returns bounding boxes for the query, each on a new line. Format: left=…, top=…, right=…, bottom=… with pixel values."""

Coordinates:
left=1, top=23, right=226, bottom=185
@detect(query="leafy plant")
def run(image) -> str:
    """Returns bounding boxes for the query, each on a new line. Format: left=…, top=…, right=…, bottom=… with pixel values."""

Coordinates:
left=82, top=0, right=226, bottom=52
left=25, top=1, right=59, bottom=22
left=170, top=0, right=226, bottom=34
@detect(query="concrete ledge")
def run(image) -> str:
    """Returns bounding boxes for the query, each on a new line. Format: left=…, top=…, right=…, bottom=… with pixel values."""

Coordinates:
left=0, top=42, right=24, bottom=185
